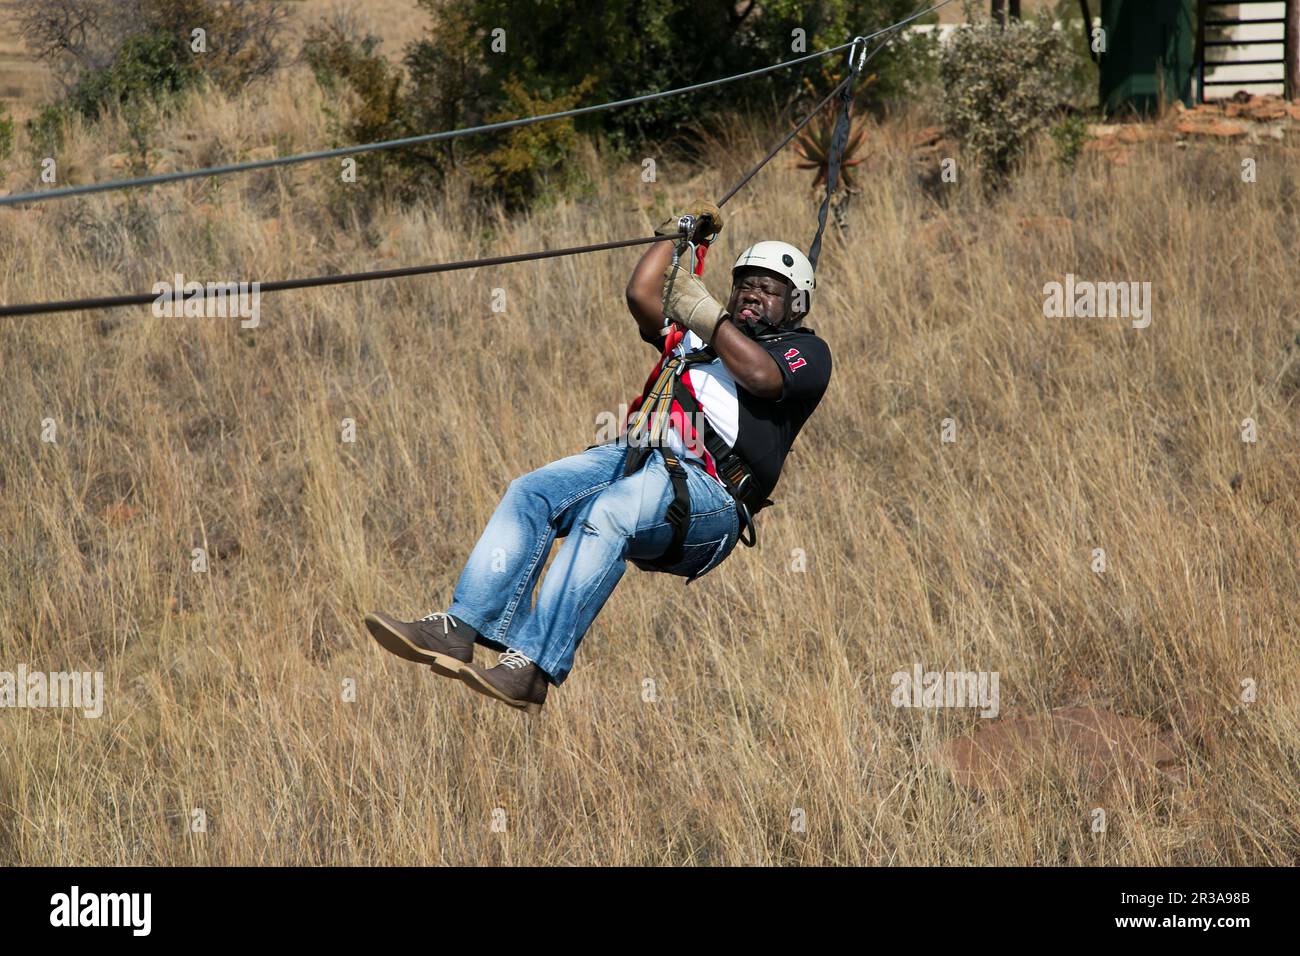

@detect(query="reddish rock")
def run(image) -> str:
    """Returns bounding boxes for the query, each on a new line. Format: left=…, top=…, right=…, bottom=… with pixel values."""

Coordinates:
left=940, top=705, right=1184, bottom=794
left=1176, top=119, right=1247, bottom=139
left=1116, top=125, right=1155, bottom=144
left=1246, top=100, right=1288, bottom=122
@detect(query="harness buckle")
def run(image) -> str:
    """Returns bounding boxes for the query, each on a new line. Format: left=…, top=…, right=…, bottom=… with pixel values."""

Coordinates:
left=656, top=452, right=692, bottom=566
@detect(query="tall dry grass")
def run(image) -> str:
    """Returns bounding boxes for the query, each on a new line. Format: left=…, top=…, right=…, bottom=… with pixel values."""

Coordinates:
left=0, top=67, right=1297, bottom=865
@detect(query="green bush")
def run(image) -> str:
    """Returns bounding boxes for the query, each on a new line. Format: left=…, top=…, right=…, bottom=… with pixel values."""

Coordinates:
left=301, top=15, right=429, bottom=213
left=939, top=15, right=1072, bottom=184
left=462, top=75, right=599, bottom=209
left=68, top=32, right=202, bottom=120
left=302, top=18, right=404, bottom=142
left=18, top=0, right=287, bottom=119
left=1050, top=112, right=1088, bottom=170
left=25, top=106, right=69, bottom=159
left=303, top=0, right=941, bottom=210
left=402, top=0, right=933, bottom=152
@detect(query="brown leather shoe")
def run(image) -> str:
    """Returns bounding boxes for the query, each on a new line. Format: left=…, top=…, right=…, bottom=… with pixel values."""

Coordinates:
left=364, top=610, right=476, bottom=677
left=458, top=649, right=549, bottom=714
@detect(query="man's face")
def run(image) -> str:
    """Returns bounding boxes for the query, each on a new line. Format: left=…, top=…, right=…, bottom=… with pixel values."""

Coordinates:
left=727, top=266, right=792, bottom=333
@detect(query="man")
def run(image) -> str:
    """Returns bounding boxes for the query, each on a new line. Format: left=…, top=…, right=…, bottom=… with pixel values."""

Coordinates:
left=365, top=201, right=832, bottom=713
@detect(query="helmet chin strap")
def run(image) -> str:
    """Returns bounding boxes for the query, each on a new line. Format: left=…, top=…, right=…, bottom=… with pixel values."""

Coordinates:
left=731, top=312, right=780, bottom=339
left=734, top=316, right=798, bottom=342
left=729, top=287, right=806, bottom=340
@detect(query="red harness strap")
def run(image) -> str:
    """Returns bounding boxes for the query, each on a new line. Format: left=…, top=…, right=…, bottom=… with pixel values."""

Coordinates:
left=622, top=242, right=717, bottom=475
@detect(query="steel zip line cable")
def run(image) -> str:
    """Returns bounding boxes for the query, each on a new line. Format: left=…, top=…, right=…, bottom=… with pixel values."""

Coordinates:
left=0, top=0, right=953, bottom=317
left=0, top=76, right=852, bottom=317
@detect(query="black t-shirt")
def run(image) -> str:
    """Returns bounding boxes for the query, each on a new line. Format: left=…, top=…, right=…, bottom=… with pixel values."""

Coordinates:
left=644, top=325, right=832, bottom=501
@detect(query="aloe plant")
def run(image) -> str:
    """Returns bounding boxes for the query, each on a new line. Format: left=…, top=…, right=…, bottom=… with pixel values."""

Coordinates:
left=790, top=107, right=863, bottom=192
left=793, top=103, right=868, bottom=192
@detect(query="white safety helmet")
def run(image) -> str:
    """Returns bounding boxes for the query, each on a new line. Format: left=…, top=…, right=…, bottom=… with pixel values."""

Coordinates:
left=731, top=240, right=816, bottom=324
left=731, top=241, right=815, bottom=294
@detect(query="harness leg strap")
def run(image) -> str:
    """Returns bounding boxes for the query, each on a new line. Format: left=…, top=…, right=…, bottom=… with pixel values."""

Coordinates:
left=658, top=453, right=692, bottom=566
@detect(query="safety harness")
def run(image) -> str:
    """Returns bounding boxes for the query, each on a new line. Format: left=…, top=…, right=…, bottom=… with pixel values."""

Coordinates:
left=619, top=194, right=832, bottom=571
left=620, top=264, right=775, bottom=569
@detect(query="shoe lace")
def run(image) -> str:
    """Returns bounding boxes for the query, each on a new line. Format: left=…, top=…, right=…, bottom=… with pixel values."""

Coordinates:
left=419, top=612, right=457, bottom=635
left=498, top=648, right=533, bottom=670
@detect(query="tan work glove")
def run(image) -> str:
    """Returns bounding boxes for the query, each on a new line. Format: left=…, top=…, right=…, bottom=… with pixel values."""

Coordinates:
left=663, top=268, right=727, bottom=343
left=654, top=199, right=724, bottom=239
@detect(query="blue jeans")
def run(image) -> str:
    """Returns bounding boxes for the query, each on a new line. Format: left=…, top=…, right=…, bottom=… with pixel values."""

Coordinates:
left=446, top=442, right=740, bottom=685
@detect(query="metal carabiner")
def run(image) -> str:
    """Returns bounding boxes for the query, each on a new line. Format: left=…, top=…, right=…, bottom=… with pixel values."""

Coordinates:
left=847, top=35, right=868, bottom=74
left=661, top=231, right=696, bottom=317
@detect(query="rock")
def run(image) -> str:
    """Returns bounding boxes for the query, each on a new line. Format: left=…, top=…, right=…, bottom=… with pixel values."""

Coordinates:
left=1116, top=125, right=1155, bottom=144
left=1176, top=119, right=1247, bottom=139
left=939, top=705, right=1184, bottom=795
left=1232, top=95, right=1288, bottom=122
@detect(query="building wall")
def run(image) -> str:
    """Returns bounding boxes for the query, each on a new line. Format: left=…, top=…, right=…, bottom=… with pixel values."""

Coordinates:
left=1201, top=1, right=1286, bottom=99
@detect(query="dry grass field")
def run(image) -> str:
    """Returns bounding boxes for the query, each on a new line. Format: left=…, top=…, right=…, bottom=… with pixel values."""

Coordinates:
left=1, top=49, right=1298, bottom=865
